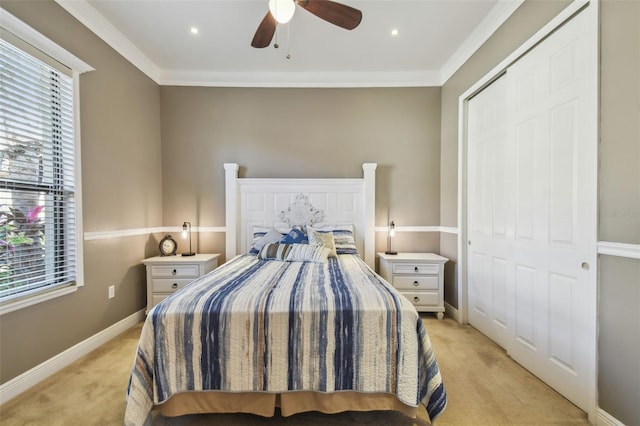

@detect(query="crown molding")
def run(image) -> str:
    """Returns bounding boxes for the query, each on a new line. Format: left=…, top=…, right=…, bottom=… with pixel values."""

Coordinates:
left=158, top=69, right=442, bottom=88
left=55, top=0, right=161, bottom=83
left=439, top=0, right=525, bottom=85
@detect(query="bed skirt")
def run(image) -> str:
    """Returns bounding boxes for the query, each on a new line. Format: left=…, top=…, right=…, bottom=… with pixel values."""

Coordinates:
left=156, top=391, right=419, bottom=419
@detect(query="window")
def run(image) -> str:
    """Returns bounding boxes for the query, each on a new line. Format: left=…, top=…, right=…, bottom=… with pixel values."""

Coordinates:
left=0, top=14, right=91, bottom=314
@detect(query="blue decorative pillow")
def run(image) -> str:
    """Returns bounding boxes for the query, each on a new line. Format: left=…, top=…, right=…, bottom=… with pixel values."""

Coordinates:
left=280, top=227, right=308, bottom=244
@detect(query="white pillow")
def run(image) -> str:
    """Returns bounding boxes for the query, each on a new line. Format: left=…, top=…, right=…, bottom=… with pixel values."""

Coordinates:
left=251, top=228, right=285, bottom=252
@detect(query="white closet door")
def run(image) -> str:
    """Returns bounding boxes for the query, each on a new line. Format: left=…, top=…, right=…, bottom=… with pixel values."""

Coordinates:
left=467, top=9, right=596, bottom=413
left=506, top=10, right=596, bottom=412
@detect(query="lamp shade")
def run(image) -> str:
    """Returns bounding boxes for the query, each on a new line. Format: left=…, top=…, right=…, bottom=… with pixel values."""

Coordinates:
left=385, top=220, right=397, bottom=255
left=269, top=0, right=296, bottom=24
left=181, top=221, right=195, bottom=256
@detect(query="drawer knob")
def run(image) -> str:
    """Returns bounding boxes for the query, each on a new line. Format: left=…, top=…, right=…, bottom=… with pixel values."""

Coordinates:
left=172, top=269, right=177, bottom=276
left=413, top=280, right=419, bottom=286
left=414, top=266, right=419, bottom=273
left=413, top=296, right=420, bottom=303
left=172, top=283, right=178, bottom=289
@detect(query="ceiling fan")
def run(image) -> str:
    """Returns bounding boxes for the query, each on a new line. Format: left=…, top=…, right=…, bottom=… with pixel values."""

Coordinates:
left=251, top=0, right=363, bottom=48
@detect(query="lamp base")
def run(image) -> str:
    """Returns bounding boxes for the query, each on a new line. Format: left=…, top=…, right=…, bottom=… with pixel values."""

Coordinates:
left=384, top=251, right=398, bottom=255
left=181, top=252, right=196, bottom=257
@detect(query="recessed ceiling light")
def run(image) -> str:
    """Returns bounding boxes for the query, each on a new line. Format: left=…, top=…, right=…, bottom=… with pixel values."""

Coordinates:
left=390, top=28, right=399, bottom=37
left=190, top=27, right=199, bottom=35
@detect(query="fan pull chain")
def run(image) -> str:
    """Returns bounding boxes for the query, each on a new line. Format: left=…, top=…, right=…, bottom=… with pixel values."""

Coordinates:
left=286, top=22, right=292, bottom=59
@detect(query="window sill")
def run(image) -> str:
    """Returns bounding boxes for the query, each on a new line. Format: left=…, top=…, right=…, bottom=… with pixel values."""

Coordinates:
left=0, top=285, right=77, bottom=316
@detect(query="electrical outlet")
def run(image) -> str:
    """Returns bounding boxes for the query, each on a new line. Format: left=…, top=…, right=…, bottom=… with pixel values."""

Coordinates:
left=108, top=285, right=115, bottom=299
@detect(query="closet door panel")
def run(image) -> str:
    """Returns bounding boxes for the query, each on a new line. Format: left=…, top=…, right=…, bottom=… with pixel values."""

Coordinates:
left=467, top=75, right=511, bottom=349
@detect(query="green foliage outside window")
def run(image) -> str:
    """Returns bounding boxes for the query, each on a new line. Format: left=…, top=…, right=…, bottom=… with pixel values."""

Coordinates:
left=0, top=205, right=45, bottom=291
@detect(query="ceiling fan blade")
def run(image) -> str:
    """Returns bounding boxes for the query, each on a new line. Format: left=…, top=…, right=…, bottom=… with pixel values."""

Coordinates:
left=296, top=0, right=362, bottom=30
left=251, top=12, right=277, bottom=48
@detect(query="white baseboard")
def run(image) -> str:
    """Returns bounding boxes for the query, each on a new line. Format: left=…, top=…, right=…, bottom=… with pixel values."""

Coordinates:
left=596, top=408, right=625, bottom=426
left=444, top=301, right=461, bottom=323
left=0, top=309, right=145, bottom=405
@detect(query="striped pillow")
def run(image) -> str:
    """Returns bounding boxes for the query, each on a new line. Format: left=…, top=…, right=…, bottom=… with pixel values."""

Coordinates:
left=331, top=229, right=358, bottom=255
left=257, top=243, right=292, bottom=260
left=258, top=243, right=330, bottom=263
left=285, top=244, right=331, bottom=263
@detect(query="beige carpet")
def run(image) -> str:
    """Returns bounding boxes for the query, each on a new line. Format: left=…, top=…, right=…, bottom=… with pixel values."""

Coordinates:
left=0, top=315, right=590, bottom=425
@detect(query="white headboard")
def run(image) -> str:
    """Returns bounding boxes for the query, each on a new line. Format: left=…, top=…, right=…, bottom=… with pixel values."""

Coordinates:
left=224, top=163, right=377, bottom=268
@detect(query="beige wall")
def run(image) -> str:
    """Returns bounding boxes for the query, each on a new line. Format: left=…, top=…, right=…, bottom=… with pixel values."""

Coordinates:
left=159, top=86, right=443, bottom=262
left=599, top=0, right=640, bottom=245
left=597, top=1, right=640, bottom=424
left=0, top=0, right=162, bottom=383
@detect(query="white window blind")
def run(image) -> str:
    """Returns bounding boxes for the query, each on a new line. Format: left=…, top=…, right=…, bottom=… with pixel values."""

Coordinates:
left=0, top=37, right=78, bottom=303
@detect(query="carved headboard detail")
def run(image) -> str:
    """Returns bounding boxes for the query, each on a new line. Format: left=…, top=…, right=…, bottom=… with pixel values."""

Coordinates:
left=278, top=193, right=325, bottom=227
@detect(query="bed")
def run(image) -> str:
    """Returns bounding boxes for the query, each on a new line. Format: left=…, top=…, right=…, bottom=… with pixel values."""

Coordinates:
left=124, top=164, right=447, bottom=425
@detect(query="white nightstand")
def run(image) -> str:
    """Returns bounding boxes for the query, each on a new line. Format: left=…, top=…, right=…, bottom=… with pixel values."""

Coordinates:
left=142, top=253, right=219, bottom=313
left=378, top=252, right=448, bottom=319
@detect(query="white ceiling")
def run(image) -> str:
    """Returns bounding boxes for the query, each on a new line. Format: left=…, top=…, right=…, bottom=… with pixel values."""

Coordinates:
left=54, top=0, right=523, bottom=87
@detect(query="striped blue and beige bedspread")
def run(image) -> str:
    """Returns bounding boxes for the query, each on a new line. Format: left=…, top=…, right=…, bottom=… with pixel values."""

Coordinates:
left=124, top=254, right=446, bottom=425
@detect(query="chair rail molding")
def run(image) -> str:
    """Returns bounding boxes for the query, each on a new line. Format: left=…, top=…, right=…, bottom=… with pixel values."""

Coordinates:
left=84, top=226, right=226, bottom=240
left=597, top=241, right=640, bottom=259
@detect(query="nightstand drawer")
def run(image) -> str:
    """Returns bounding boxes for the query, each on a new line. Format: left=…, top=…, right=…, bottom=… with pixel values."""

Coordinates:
left=152, top=278, right=195, bottom=293
left=393, top=275, right=439, bottom=290
left=151, top=265, right=199, bottom=278
left=152, top=294, right=171, bottom=307
left=402, top=291, right=439, bottom=308
left=392, top=263, right=439, bottom=275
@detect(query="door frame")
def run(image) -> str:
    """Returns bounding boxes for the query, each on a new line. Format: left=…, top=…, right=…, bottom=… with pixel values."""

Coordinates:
left=456, top=0, right=599, bottom=421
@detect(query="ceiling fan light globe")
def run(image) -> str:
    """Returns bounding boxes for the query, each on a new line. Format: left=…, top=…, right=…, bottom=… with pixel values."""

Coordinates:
left=269, top=0, right=296, bottom=24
